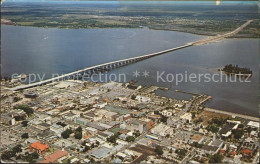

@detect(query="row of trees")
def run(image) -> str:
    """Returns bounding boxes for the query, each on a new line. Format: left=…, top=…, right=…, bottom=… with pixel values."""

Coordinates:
left=61, top=126, right=83, bottom=140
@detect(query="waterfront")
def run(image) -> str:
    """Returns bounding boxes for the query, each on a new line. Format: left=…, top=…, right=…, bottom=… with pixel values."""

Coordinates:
left=1, top=25, right=259, bottom=116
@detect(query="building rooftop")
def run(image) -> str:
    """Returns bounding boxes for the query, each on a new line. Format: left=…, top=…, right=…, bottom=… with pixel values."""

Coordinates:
left=42, top=149, right=68, bottom=163
left=30, top=141, right=49, bottom=152
left=90, top=146, right=111, bottom=159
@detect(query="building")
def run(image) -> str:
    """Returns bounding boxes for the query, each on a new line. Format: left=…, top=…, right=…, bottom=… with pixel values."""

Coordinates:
left=136, top=95, right=151, bottom=103
left=190, top=134, right=204, bottom=144
left=94, top=102, right=107, bottom=108
left=24, top=92, right=38, bottom=98
left=160, top=110, right=173, bottom=117
left=201, top=139, right=223, bottom=155
left=1, top=114, right=16, bottom=125
left=180, top=113, right=192, bottom=122
left=90, top=146, right=111, bottom=159
left=151, top=123, right=173, bottom=137
left=50, top=123, right=70, bottom=137
left=75, top=117, right=88, bottom=126
left=97, top=131, right=114, bottom=141
left=148, top=115, right=161, bottom=122
left=41, top=149, right=68, bottom=163
left=123, top=119, right=147, bottom=133
left=247, top=121, right=259, bottom=128
left=30, top=141, right=49, bottom=154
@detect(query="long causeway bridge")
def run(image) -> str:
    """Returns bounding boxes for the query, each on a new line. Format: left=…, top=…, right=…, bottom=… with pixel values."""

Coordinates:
left=11, top=20, right=253, bottom=91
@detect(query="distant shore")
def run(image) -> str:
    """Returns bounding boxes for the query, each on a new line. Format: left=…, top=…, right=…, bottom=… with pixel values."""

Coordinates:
left=1, top=22, right=258, bottom=39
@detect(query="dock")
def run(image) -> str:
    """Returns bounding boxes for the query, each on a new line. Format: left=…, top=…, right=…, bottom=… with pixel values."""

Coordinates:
left=175, top=89, right=200, bottom=96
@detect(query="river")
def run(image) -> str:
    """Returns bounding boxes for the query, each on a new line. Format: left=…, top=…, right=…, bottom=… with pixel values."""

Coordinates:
left=1, top=25, right=259, bottom=116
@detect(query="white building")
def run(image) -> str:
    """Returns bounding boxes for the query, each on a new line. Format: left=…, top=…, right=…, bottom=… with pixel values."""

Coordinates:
left=180, top=113, right=192, bottom=122
left=151, top=123, right=173, bottom=137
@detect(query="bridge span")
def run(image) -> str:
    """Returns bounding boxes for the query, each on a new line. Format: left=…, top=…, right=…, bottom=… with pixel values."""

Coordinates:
left=10, top=20, right=253, bottom=91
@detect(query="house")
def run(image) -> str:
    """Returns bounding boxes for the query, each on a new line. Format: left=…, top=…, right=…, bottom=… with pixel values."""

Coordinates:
left=30, top=141, right=49, bottom=154
left=41, top=149, right=68, bottom=163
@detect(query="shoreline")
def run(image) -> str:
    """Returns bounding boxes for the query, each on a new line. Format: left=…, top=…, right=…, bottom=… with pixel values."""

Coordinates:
left=1, top=23, right=258, bottom=39
left=204, top=107, right=258, bottom=122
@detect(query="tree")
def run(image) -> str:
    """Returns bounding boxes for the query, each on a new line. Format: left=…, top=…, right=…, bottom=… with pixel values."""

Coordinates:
left=161, top=116, right=168, bottom=123
left=31, top=151, right=39, bottom=159
left=154, top=146, right=163, bottom=155
left=238, top=124, right=244, bottom=129
left=209, top=154, right=224, bottom=163
left=191, top=142, right=203, bottom=148
left=13, top=144, right=22, bottom=154
left=131, top=95, right=136, bottom=100
left=232, top=129, right=244, bottom=139
left=192, top=113, right=196, bottom=119
left=83, top=146, right=90, bottom=152
left=75, top=131, right=82, bottom=140
left=21, top=133, right=29, bottom=139
left=133, top=130, right=141, bottom=137
left=107, top=134, right=119, bottom=144
left=1, top=151, right=14, bottom=160
left=75, top=126, right=82, bottom=132
left=61, top=128, right=73, bottom=139
left=21, top=120, right=28, bottom=127
left=126, top=136, right=135, bottom=142
left=175, top=148, right=187, bottom=159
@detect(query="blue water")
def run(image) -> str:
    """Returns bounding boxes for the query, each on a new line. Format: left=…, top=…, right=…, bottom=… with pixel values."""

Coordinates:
left=2, top=25, right=259, bottom=116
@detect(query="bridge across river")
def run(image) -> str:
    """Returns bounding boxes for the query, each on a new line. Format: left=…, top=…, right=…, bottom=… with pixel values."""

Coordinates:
left=10, top=20, right=253, bottom=91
